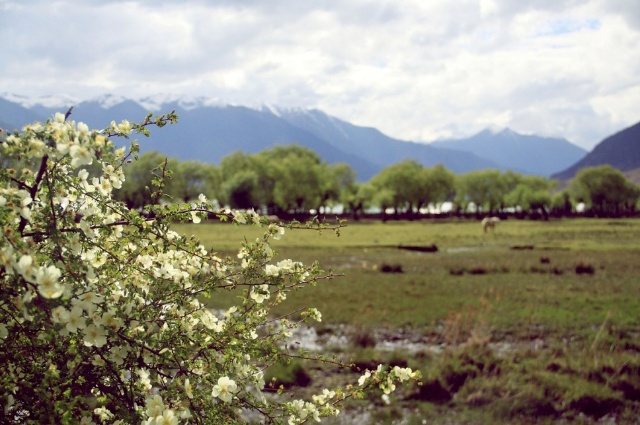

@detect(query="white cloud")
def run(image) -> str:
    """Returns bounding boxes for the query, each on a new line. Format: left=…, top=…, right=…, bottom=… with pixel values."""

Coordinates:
left=1, top=0, right=639, bottom=149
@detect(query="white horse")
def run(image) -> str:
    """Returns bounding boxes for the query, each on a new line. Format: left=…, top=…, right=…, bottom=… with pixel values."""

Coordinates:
left=481, top=216, right=500, bottom=233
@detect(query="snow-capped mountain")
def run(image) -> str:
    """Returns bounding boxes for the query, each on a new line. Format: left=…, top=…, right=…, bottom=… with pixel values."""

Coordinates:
left=136, top=94, right=230, bottom=112
left=1, top=92, right=80, bottom=109
left=1, top=92, right=232, bottom=112
left=1, top=94, right=587, bottom=179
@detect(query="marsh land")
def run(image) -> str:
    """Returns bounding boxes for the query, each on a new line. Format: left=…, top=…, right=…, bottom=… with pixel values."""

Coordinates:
left=175, top=218, right=640, bottom=424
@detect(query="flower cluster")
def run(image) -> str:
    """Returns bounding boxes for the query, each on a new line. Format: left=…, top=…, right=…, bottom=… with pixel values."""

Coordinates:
left=0, top=112, right=417, bottom=424
left=358, top=364, right=419, bottom=396
left=142, top=395, right=191, bottom=425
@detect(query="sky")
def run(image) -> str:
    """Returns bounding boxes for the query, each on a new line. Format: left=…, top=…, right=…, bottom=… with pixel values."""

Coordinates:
left=1, top=0, right=639, bottom=150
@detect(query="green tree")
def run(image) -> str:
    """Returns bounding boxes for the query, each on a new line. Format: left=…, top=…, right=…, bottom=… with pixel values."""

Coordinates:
left=456, top=169, right=506, bottom=215
left=169, top=160, right=220, bottom=203
left=264, top=145, right=325, bottom=213
left=341, top=181, right=376, bottom=219
left=274, top=156, right=322, bottom=212
left=219, top=151, right=260, bottom=209
left=571, top=165, right=640, bottom=216
left=318, top=163, right=357, bottom=214
left=504, top=175, right=556, bottom=218
left=550, top=190, right=574, bottom=216
left=500, top=170, right=524, bottom=195
left=418, top=164, right=456, bottom=213
left=370, top=160, right=424, bottom=217
left=371, top=187, right=396, bottom=221
left=115, top=150, right=175, bottom=209
left=221, top=169, right=260, bottom=209
left=250, top=153, right=279, bottom=213
left=217, top=146, right=346, bottom=215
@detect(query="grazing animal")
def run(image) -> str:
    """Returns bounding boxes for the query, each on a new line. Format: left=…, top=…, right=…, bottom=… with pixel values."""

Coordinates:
left=481, top=216, right=500, bottom=233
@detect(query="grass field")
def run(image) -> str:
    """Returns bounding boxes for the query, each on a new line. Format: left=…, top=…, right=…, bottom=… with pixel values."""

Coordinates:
left=173, top=217, right=640, bottom=424
left=173, top=218, right=640, bottom=338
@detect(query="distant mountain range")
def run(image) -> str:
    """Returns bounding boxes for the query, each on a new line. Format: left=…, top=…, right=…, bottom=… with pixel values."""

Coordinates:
left=0, top=93, right=604, bottom=181
left=432, top=128, right=587, bottom=177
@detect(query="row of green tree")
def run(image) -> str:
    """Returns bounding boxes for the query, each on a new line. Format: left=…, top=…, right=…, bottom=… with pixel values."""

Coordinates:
left=116, top=145, right=640, bottom=218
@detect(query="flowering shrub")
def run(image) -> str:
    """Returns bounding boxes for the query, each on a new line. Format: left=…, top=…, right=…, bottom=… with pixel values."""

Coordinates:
left=0, top=111, right=418, bottom=424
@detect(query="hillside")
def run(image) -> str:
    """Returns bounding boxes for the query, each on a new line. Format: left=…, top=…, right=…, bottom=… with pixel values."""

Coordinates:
left=552, top=120, right=640, bottom=181
left=273, top=107, right=502, bottom=175
left=0, top=97, right=45, bottom=131
left=623, top=168, right=640, bottom=185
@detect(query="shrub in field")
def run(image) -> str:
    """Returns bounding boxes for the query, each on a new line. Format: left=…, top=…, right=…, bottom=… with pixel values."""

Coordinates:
left=449, top=265, right=509, bottom=275
left=379, top=262, right=403, bottom=273
left=575, top=261, right=595, bottom=275
left=265, top=360, right=312, bottom=389
left=350, top=326, right=378, bottom=348
left=449, top=267, right=465, bottom=276
left=468, top=266, right=488, bottom=275
left=408, top=377, right=451, bottom=403
left=0, top=112, right=418, bottom=424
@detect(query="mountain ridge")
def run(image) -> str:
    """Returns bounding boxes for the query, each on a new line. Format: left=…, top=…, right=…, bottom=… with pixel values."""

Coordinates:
left=552, top=120, right=640, bottom=181
left=431, top=128, right=588, bottom=176
left=0, top=94, right=590, bottom=180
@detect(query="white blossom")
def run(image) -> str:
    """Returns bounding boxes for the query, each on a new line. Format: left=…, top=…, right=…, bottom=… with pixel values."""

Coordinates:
left=83, top=324, right=107, bottom=348
left=69, top=144, right=93, bottom=167
left=250, top=284, right=270, bottom=304
left=265, top=264, right=280, bottom=277
left=117, top=120, right=132, bottom=134
left=16, top=255, right=36, bottom=283
left=190, top=210, right=201, bottom=224
left=358, top=370, right=371, bottom=386
left=212, top=376, right=237, bottom=403
left=393, top=365, right=416, bottom=382
left=65, top=306, right=87, bottom=333
left=145, top=395, right=165, bottom=418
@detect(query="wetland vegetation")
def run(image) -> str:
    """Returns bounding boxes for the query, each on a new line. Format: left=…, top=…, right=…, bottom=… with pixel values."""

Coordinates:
left=175, top=218, right=640, bottom=424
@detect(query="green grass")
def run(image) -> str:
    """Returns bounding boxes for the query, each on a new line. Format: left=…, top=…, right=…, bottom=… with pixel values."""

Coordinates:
left=173, top=218, right=640, bottom=341
left=173, top=217, right=640, bottom=424
left=174, top=217, right=640, bottom=250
